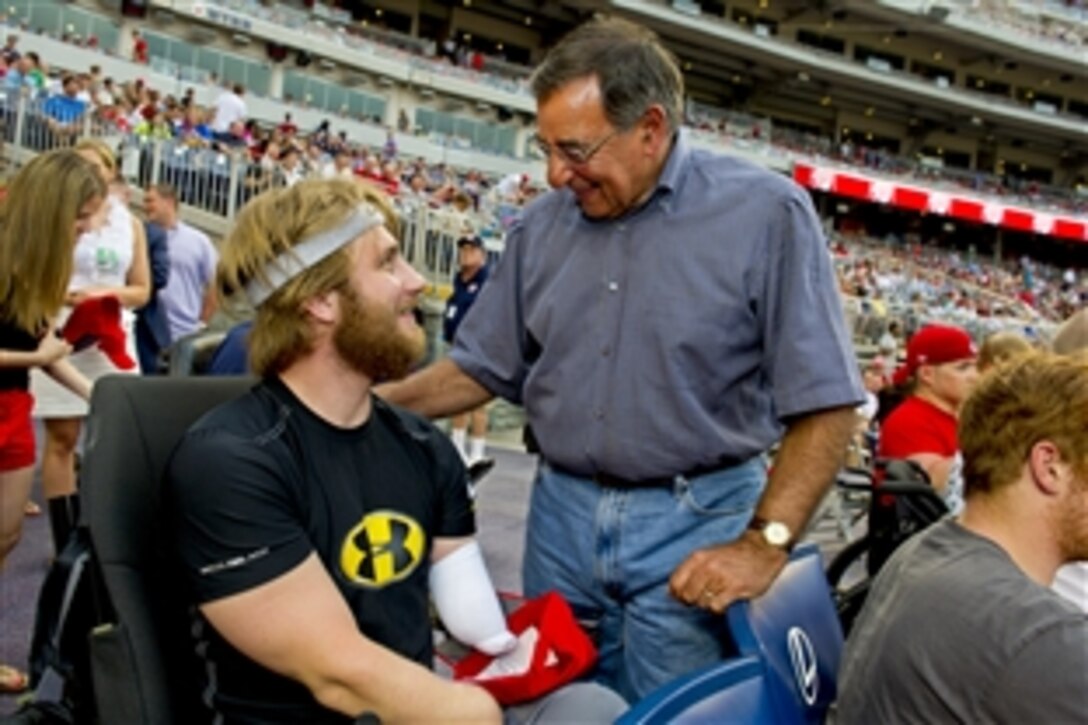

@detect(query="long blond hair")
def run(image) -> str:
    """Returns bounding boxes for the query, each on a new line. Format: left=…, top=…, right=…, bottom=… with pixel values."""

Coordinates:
left=74, top=137, right=118, bottom=182
left=217, top=178, right=399, bottom=376
left=0, top=150, right=106, bottom=332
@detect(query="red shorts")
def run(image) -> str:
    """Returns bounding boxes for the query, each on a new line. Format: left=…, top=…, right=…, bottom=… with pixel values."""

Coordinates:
left=0, top=389, right=36, bottom=472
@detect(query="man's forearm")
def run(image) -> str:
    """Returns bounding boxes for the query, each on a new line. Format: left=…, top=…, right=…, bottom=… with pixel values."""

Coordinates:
left=754, top=406, right=858, bottom=534
left=376, top=357, right=493, bottom=419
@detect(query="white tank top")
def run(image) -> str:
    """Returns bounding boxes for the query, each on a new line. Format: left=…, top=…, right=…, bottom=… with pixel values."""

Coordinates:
left=69, top=195, right=135, bottom=292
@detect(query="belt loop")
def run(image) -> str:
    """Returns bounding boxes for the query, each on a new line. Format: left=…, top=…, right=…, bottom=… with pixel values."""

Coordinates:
left=672, top=474, right=687, bottom=497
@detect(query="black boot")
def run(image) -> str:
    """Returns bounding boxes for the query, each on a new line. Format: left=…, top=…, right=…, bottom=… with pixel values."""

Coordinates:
left=46, top=495, right=80, bottom=554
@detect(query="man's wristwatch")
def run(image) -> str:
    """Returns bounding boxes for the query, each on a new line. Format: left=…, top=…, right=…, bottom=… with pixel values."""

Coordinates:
left=747, top=516, right=795, bottom=553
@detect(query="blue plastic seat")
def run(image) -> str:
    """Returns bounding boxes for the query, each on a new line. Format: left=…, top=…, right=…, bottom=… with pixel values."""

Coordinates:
left=620, top=544, right=843, bottom=724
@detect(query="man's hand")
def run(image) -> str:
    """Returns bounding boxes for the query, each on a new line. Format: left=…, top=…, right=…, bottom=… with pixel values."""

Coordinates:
left=668, top=531, right=789, bottom=615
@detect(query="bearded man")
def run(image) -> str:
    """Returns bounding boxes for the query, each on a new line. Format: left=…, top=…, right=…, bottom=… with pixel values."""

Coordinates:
left=166, top=179, right=624, bottom=723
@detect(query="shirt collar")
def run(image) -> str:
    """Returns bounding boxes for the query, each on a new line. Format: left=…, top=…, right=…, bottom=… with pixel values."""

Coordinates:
left=655, top=128, right=691, bottom=196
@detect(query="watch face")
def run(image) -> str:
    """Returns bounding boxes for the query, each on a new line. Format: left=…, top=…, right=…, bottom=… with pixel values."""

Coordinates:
left=765, top=522, right=791, bottom=547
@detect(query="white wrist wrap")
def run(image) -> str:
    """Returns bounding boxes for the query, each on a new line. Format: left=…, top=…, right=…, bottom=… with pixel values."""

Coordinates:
left=430, top=541, right=517, bottom=656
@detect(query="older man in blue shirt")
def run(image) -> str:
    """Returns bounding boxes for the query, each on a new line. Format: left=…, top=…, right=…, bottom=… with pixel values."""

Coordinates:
left=380, top=17, right=863, bottom=701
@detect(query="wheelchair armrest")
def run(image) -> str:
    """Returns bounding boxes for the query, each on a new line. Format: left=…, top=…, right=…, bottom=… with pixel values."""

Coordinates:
left=876, top=480, right=942, bottom=499
left=836, top=468, right=873, bottom=492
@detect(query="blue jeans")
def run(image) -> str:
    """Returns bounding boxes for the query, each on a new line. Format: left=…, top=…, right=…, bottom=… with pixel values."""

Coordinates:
left=522, top=459, right=767, bottom=702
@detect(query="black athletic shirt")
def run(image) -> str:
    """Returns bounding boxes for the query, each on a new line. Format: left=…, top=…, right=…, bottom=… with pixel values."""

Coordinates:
left=168, top=377, right=476, bottom=724
left=0, top=316, right=41, bottom=391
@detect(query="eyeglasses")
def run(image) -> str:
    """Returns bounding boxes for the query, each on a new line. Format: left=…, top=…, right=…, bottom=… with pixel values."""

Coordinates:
left=531, top=129, right=619, bottom=166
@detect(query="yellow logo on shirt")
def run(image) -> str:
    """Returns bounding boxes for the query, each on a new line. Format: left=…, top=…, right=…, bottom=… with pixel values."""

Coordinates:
left=339, top=511, right=426, bottom=588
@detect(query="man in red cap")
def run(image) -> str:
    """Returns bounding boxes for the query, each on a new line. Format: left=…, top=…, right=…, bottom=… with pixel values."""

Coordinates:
left=879, top=324, right=979, bottom=500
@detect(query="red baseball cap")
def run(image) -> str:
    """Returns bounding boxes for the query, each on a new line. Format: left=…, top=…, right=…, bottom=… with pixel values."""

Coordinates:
left=906, top=324, right=977, bottom=372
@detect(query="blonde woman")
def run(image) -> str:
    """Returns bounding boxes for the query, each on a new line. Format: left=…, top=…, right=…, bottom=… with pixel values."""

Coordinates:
left=0, top=150, right=103, bottom=692
left=31, top=139, right=150, bottom=523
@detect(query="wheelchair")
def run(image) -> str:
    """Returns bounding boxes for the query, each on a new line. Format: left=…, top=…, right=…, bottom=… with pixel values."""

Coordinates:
left=825, top=458, right=949, bottom=635
left=60, top=376, right=845, bottom=723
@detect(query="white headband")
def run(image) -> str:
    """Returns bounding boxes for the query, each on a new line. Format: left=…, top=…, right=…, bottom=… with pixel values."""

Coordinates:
left=244, top=204, right=385, bottom=307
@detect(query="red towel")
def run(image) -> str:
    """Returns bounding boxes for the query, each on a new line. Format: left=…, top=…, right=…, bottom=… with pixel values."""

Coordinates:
left=62, top=296, right=136, bottom=371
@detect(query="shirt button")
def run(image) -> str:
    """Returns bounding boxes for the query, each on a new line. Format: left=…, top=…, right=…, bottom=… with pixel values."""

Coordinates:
left=601, top=345, right=611, bottom=357
left=607, top=281, right=619, bottom=292
left=594, top=409, right=604, bottom=420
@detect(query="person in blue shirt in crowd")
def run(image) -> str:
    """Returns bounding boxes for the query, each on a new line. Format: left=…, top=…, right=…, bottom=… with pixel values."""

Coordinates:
left=42, top=75, right=87, bottom=144
left=379, top=16, right=863, bottom=701
left=443, top=235, right=492, bottom=467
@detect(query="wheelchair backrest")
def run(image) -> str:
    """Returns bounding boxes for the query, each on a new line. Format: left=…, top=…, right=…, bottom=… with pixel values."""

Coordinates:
left=80, top=375, right=255, bottom=724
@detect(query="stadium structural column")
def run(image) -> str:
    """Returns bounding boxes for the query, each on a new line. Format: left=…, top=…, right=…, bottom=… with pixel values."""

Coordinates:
left=269, top=65, right=285, bottom=101
left=515, top=125, right=533, bottom=161
left=117, top=18, right=140, bottom=58
left=383, top=86, right=411, bottom=130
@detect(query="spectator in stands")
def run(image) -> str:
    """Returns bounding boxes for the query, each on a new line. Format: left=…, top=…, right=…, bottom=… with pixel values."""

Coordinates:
left=879, top=324, right=978, bottom=509
left=179, top=106, right=213, bottom=145
left=276, top=145, right=305, bottom=188
left=131, top=29, right=148, bottom=64
left=2, top=55, right=31, bottom=91
left=878, top=319, right=902, bottom=363
left=23, top=52, right=45, bottom=92
left=134, top=219, right=171, bottom=375
left=444, top=236, right=492, bottom=467
left=211, top=83, right=247, bottom=137
left=321, top=149, right=354, bottom=180
left=1, top=34, right=19, bottom=64
left=143, top=184, right=218, bottom=348
left=277, top=111, right=298, bottom=137
left=33, top=140, right=150, bottom=543
left=837, top=351, right=1088, bottom=723
left=0, top=150, right=101, bottom=694
left=378, top=17, right=863, bottom=700
left=167, top=178, right=624, bottom=723
left=42, top=75, right=87, bottom=143
left=976, top=330, right=1033, bottom=373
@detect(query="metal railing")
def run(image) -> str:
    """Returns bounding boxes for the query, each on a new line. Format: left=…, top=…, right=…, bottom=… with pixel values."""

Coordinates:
left=0, top=89, right=509, bottom=298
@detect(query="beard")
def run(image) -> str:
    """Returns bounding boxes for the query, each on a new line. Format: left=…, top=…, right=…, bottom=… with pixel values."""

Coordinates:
left=1057, top=474, right=1088, bottom=563
left=332, top=285, right=425, bottom=383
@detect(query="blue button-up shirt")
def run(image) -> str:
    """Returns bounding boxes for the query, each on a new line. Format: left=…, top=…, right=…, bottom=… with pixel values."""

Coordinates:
left=451, top=131, right=863, bottom=480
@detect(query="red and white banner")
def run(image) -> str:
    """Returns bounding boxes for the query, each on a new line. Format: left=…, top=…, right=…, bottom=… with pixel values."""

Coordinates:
left=793, top=162, right=1088, bottom=244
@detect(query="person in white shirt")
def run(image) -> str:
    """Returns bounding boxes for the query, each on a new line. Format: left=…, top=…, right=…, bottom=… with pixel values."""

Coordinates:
left=211, top=84, right=247, bottom=134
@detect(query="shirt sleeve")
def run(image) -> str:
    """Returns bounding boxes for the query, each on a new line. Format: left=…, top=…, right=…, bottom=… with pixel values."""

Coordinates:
left=756, top=185, right=864, bottom=419
left=448, top=222, right=531, bottom=404
left=200, top=234, right=219, bottom=287
left=983, top=621, right=1088, bottom=722
left=430, top=431, right=477, bottom=540
left=167, top=428, right=313, bottom=604
left=879, top=411, right=951, bottom=458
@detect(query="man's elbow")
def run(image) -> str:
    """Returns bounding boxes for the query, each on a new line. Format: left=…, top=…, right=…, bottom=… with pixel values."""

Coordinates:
left=309, top=676, right=373, bottom=720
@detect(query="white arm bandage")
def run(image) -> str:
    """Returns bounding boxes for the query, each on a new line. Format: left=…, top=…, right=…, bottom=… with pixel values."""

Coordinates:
left=429, top=541, right=517, bottom=656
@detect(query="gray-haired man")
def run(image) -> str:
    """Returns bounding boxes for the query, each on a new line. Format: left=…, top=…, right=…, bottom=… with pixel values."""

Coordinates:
left=379, top=17, right=863, bottom=700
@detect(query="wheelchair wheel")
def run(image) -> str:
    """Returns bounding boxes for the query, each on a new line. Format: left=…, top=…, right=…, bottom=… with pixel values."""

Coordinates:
left=827, top=535, right=872, bottom=634
left=827, top=535, right=870, bottom=589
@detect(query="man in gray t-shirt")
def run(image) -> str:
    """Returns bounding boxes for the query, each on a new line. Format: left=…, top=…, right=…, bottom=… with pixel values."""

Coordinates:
left=836, top=352, right=1088, bottom=724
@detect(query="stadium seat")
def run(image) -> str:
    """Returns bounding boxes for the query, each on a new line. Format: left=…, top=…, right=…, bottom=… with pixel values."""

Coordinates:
left=163, top=329, right=229, bottom=376
left=80, top=375, right=254, bottom=724
left=620, top=544, right=842, bottom=724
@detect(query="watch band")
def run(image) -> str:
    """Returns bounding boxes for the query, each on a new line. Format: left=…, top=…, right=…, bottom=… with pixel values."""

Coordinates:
left=747, top=515, right=795, bottom=552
